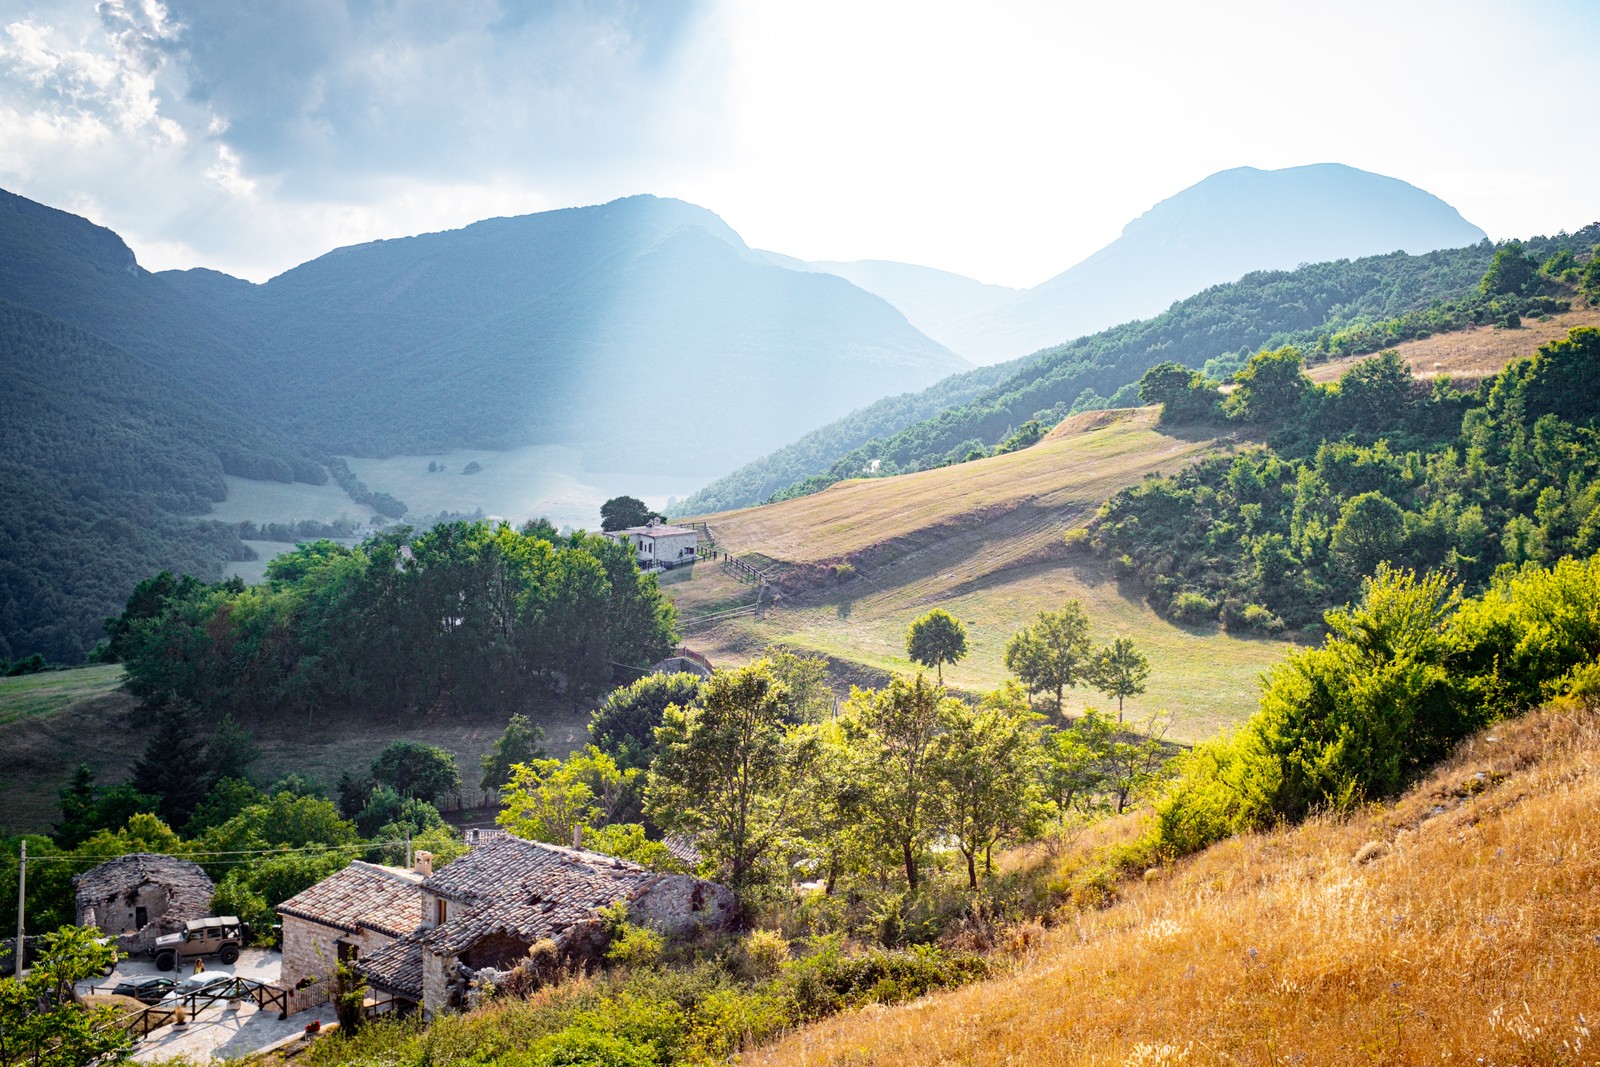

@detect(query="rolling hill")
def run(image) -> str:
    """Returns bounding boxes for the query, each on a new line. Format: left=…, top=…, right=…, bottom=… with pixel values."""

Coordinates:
left=745, top=699, right=1600, bottom=1066
left=667, top=408, right=1294, bottom=740
left=682, top=224, right=1599, bottom=514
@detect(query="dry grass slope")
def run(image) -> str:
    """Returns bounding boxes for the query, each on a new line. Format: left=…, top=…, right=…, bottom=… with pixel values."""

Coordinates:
left=746, top=700, right=1600, bottom=1066
left=1304, top=304, right=1600, bottom=384
left=674, top=410, right=1293, bottom=740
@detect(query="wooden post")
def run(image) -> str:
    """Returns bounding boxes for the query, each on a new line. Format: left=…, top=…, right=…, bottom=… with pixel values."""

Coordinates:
left=13, top=838, right=23, bottom=976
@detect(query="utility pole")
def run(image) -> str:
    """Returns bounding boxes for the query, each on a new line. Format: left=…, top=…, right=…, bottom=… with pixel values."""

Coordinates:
left=13, top=839, right=24, bottom=977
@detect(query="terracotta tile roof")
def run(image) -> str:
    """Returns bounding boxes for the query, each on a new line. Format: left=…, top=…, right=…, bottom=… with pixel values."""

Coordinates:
left=277, top=861, right=423, bottom=938
left=422, top=836, right=650, bottom=910
left=423, top=897, right=603, bottom=955
left=355, top=931, right=425, bottom=1000
left=74, top=853, right=214, bottom=931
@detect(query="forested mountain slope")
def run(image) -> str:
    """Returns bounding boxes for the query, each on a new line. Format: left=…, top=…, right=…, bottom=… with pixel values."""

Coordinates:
left=0, top=301, right=324, bottom=662
left=0, top=188, right=966, bottom=471
left=685, top=225, right=1599, bottom=512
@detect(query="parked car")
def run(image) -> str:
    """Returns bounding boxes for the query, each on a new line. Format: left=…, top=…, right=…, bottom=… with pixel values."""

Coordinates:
left=153, top=916, right=250, bottom=971
left=110, top=976, right=177, bottom=1004
left=161, top=973, right=238, bottom=1006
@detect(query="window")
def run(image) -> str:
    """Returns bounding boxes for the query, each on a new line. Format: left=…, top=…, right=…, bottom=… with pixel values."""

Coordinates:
left=436, top=899, right=448, bottom=925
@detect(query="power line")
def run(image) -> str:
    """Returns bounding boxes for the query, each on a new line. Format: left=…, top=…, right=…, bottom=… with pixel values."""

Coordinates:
left=19, top=838, right=413, bottom=866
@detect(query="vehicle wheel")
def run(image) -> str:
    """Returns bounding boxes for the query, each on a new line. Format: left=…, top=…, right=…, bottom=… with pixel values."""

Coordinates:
left=155, top=951, right=176, bottom=972
left=218, top=944, right=240, bottom=964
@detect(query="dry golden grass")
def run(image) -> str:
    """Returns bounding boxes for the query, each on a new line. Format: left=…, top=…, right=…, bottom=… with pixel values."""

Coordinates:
left=1305, top=304, right=1600, bottom=385
left=746, top=701, right=1600, bottom=1066
left=671, top=410, right=1292, bottom=741
left=690, top=409, right=1213, bottom=564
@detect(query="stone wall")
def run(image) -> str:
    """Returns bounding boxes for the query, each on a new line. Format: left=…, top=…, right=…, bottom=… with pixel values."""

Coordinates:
left=281, top=917, right=396, bottom=1014
left=630, top=874, right=737, bottom=934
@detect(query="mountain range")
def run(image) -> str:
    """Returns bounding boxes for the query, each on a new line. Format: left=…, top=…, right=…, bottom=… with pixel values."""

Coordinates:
left=785, top=164, right=1488, bottom=364
left=0, top=164, right=1507, bottom=661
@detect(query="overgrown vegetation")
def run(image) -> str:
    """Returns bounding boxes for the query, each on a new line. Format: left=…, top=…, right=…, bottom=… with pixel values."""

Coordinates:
left=1096, top=324, right=1600, bottom=630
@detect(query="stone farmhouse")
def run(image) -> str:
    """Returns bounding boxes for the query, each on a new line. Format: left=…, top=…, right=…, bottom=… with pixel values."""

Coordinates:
left=74, top=853, right=215, bottom=955
left=278, top=835, right=735, bottom=1017
left=603, top=519, right=700, bottom=571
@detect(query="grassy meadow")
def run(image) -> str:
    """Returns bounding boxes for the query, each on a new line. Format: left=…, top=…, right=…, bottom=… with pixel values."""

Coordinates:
left=673, top=409, right=1295, bottom=741
left=1304, top=302, right=1600, bottom=384
left=0, top=664, right=594, bottom=833
left=745, top=699, right=1600, bottom=1067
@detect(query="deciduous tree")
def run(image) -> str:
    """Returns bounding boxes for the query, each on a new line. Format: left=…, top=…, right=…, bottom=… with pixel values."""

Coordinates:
left=645, top=662, right=815, bottom=892
left=1004, top=601, right=1094, bottom=717
left=1090, top=637, right=1150, bottom=722
left=906, top=609, right=968, bottom=684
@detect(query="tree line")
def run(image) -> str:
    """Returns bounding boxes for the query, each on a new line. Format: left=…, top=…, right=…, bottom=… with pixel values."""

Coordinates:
left=107, top=519, right=678, bottom=722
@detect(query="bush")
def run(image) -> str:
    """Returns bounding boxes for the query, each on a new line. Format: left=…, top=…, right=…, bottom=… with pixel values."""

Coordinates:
left=1238, top=603, right=1285, bottom=633
left=1168, top=592, right=1217, bottom=623
left=606, top=924, right=664, bottom=969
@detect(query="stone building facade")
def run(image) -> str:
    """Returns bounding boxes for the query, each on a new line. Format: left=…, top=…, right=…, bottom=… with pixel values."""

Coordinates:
left=73, top=853, right=215, bottom=955
left=354, top=835, right=736, bottom=1017
left=276, top=859, right=427, bottom=1013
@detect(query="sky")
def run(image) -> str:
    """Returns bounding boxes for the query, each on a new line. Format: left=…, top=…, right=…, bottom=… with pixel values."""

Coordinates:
left=3, top=0, right=1598, bottom=288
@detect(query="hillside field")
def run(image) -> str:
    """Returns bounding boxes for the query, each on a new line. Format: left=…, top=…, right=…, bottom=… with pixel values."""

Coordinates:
left=745, top=699, right=1600, bottom=1066
left=675, top=409, right=1295, bottom=741
left=1305, top=303, right=1600, bottom=384
left=0, top=666, right=593, bottom=834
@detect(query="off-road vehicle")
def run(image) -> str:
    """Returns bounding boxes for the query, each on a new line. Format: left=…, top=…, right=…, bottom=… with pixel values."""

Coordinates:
left=153, top=916, right=250, bottom=971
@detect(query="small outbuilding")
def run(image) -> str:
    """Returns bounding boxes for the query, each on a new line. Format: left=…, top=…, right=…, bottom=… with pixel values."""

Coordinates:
left=73, top=853, right=215, bottom=955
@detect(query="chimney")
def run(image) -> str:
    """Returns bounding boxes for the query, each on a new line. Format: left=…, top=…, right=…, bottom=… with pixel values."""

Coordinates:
left=413, top=851, right=434, bottom=877
left=572, top=825, right=583, bottom=849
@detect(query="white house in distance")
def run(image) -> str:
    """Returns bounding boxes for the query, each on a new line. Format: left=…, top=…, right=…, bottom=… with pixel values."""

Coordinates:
left=603, top=519, right=699, bottom=571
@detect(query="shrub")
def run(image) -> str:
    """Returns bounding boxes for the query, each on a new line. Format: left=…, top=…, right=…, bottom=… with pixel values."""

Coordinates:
left=1168, top=592, right=1217, bottom=623
left=1239, top=603, right=1285, bottom=633
left=606, top=924, right=664, bottom=969
left=736, top=929, right=791, bottom=980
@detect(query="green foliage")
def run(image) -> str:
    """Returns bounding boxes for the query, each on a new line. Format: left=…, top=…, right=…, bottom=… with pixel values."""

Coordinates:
left=0, top=298, right=324, bottom=664
left=53, top=764, right=161, bottom=849
left=1088, top=637, right=1150, bottom=720
left=1003, top=601, right=1094, bottom=715
left=1223, top=346, right=1310, bottom=425
left=481, top=714, right=549, bottom=793
left=905, top=609, right=968, bottom=683
left=1139, top=361, right=1222, bottom=425
left=118, top=520, right=678, bottom=722
left=837, top=674, right=956, bottom=890
left=498, top=746, right=639, bottom=847
left=1479, top=240, right=1539, bottom=295
left=645, top=661, right=816, bottom=892
left=930, top=694, right=1044, bottom=887
left=1150, top=555, right=1600, bottom=862
left=0, top=926, right=130, bottom=1067
left=371, top=741, right=461, bottom=804
left=130, top=697, right=212, bottom=827
left=600, top=496, right=662, bottom=532
left=590, top=673, right=704, bottom=770
left=1095, top=328, right=1600, bottom=629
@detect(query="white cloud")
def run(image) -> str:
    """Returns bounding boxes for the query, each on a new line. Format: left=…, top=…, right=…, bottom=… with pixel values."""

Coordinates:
left=0, top=0, right=1595, bottom=285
